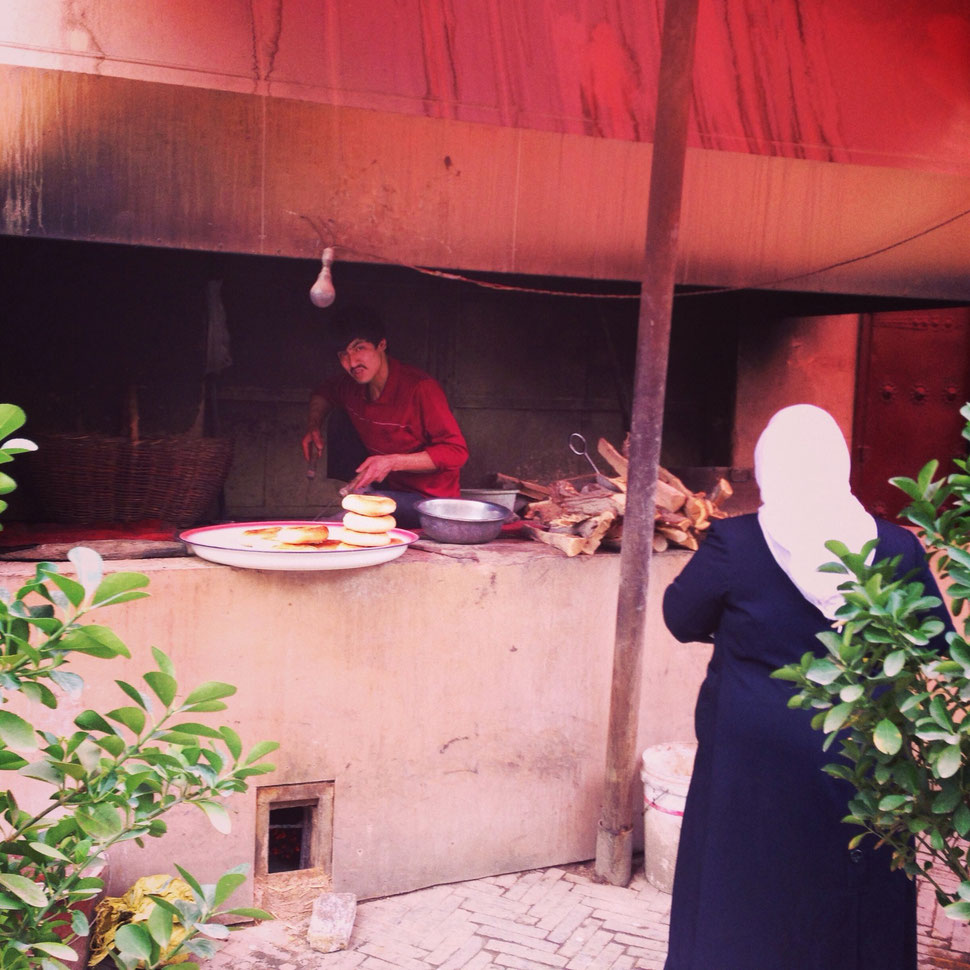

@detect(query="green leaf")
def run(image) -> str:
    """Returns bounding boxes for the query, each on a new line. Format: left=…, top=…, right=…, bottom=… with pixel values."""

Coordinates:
left=31, top=942, right=77, bottom=959
left=213, top=869, right=247, bottom=906
left=936, top=744, right=963, bottom=779
left=219, top=727, right=242, bottom=761
left=74, top=710, right=117, bottom=735
left=943, top=901, right=970, bottom=921
left=805, top=658, right=842, bottom=685
left=194, top=921, right=231, bottom=940
left=194, top=799, right=231, bottom=834
left=0, top=711, right=37, bottom=750
left=954, top=803, right=970, bottom=837
left=874, top=719, right=903, bottom=756
left=930, top=695, right=955, bottom=732
left=114, top=922, right=154, bottom=961
left=91, top=571, right=150, bottom=606
left=144, top=671, right=177, bottom=707
left=226, top=907, right=274, bottom=921
left=823, top=702, right=854, bottom=735
left=105, top=707, right=146, bottom=735
left=71, top=907, right=90, bottom=936
left=173, top=864, right=205, bottom=899
left=878, top=794, right=910, bottom=811
left=839, top=684, right=864, bottom=703
left=146, top=899, right=173, bottom=947
left=152, top=647, right=175, bottom=677
left=168, top=722, right=223, bottom=738
left=61, top=624, right=131, bottom=659
left=28, top=841, right=70, bottom=862
left=0, top=751, right=29, bottom=770
left=244, top=741, right=280, bottom=766
left=0, top=872, right=48, bottom=907
left=932, top=784, right=963, bottom=814
left=183, top=682, right=236, bottom=706
left=76, top=803, right=123, bottom=839
left=49, top=670, right=84, bottom=698
left=0, top=404, right=26, bottom=441
left=883, top=650, right=907, bottom=678
left=115, top=680, right=151, bottom=710
left=47, top=572, right=86, bottom=609
left=18, top=760, right=64, bottom=784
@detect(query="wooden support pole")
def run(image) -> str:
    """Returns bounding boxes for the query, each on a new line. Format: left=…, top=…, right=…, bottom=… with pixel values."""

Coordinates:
left=594, top=0, right=700, bottom=886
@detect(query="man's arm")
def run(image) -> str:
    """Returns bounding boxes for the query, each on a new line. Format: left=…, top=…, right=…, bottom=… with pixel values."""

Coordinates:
left=302, top=392, right=334, bottom=462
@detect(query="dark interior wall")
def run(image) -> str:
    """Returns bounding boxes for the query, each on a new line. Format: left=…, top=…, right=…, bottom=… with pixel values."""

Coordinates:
left=1, top=235, right=742, bottom=522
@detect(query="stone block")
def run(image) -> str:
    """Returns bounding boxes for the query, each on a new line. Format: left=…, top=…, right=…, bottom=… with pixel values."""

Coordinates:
left=306, top=892, right=357, bottom=953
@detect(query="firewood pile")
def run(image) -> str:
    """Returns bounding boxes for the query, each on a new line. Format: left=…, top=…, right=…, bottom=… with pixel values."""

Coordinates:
left=498, top=437, right=733, bottom=557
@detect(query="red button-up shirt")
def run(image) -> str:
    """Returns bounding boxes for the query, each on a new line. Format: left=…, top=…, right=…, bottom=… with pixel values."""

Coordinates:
left=317, top=357, right=468, bottom=497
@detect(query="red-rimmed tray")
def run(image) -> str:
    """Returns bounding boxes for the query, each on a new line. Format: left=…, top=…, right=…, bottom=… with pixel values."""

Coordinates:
left=179, top=520, right=418, bottom=571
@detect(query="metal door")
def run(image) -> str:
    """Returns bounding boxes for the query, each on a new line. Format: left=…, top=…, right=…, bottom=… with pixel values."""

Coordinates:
left=852, top=307, right=970, bottom=521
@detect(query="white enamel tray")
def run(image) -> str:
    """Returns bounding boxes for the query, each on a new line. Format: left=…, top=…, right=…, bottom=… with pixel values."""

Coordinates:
left=179, top=520, right=418, bottom=571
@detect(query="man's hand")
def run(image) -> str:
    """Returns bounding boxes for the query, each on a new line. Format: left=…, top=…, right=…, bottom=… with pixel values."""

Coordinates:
left=345, top=451, right=438, bottom=492
left=302, top=428, right=324, bottom=462
left=347, top=454, right=398, bottom=491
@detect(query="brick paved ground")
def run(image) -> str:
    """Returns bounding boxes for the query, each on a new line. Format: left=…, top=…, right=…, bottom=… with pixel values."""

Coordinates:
left=204, top=859, right=970, bottom=969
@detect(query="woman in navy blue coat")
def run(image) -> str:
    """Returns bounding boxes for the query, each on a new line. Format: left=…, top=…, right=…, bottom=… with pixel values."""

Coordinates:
left=662, top=405, right=949, bottom=970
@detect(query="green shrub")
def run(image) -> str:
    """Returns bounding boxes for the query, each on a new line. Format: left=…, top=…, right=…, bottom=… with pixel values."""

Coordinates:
left=0, top=404, right=277, bottom=968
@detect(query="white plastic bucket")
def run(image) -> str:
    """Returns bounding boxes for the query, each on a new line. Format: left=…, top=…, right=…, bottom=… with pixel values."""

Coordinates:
left=641, top=741, right=697, bottom=893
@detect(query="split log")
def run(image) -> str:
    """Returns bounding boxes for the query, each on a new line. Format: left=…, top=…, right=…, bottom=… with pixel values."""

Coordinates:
left=656, top=479, right=687, bottom=513
left=656, top=509, right=693, bottom=530
left=578, top=510, right=618, bottom=554
left=521, top=523, right=586, bottom=557
left=658, top=466, right=691, bottom=496
left=711, top=477, right=734, bottom=508
left=597, top=438, right=629, bottom=478
left=496, top=473, right=551, bottom=500
left=560, top=492, right=626, bottom=517
left=657, top=525, right=698, bottom=551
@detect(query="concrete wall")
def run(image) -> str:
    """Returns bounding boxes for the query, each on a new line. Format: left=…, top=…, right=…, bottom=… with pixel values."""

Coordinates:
left=0, top=543, right=707, bottom=903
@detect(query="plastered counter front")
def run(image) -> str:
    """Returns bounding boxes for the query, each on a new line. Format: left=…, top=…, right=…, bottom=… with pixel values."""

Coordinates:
left=0, top=541, right=708, bottom=903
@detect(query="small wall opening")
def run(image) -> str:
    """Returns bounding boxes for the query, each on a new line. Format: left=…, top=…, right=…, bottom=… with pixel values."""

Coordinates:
left=255, top=781, right=334, bottom=916
left=268, top=803, right=313, bottom=872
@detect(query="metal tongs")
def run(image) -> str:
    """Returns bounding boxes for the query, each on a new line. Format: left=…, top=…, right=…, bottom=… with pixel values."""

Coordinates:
left=568, top=433, right=621, bottom=492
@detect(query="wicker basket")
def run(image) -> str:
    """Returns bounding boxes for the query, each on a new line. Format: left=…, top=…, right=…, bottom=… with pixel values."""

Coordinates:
left=28, top=434, right=233, bottom=526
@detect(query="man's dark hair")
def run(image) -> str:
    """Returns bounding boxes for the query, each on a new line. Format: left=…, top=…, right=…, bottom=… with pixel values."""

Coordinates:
left=327, top=304, right=386, bottom=352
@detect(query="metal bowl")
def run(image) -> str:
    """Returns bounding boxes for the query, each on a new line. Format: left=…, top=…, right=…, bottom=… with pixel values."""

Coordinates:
left=415, top=498, right=510, bottom=544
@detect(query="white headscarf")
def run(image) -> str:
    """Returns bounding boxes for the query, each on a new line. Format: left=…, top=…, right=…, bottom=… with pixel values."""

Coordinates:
left=755, top=404, right=877, bottom=620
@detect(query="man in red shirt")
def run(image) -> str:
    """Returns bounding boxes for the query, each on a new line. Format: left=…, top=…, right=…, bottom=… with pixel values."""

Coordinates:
left=302, top=307, right=468, bottom=527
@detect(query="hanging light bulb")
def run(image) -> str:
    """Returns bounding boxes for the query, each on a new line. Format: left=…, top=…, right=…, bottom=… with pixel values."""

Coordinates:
left=309, top=247, right=336, bottom=307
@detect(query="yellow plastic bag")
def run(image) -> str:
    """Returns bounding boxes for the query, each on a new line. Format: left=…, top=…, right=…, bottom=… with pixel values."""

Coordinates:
left=88, top=874, right=195, bottom=966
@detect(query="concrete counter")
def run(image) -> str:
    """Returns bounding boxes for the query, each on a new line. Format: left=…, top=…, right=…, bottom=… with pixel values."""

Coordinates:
left=0, top=541, right=710, bottom=903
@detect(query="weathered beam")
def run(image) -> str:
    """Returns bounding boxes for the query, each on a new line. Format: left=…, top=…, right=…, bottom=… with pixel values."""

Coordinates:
left=595, top=0, right=700, bottom=886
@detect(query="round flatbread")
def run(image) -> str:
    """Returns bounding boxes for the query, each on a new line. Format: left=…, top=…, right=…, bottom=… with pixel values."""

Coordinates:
left=342, top=510, right=396, bottom=533
left=340, top=528, right=394, bottom=547
left=276, top=524, right=330, bottom=544
left=341, top=493, right=397, bottom=516
left=273, top=539, right=343, bottom=551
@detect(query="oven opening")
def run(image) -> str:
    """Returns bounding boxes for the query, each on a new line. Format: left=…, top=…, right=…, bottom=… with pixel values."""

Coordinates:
left=268, top=802, right=314, bottom=872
